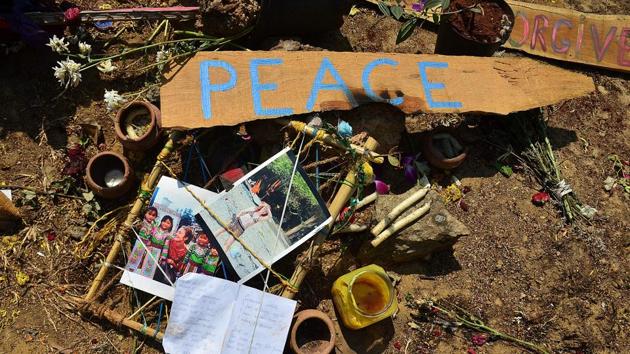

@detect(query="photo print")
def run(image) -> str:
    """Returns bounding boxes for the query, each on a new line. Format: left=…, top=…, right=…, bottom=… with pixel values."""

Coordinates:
left=120, top=177, right=229, bottom=300
left=197, top=147, right=332, bottom=283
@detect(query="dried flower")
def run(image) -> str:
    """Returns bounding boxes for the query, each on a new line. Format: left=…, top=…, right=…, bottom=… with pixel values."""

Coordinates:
left=339, top=206, right=356, bottom=224
left=337, top=120, right=353, bottom=139
left=393, top=341, right=402, bottom=350
left=156, top=49, right=170, bottom=63
left=411, top=0, right=428, bottom=12
left=46, top=35, right=69, bottom=53
left=78, top=41, right=92, bottom=55
left=466, top=348, right=477, bottom=354
left=471, top=334, right=487, bottom=346
left=361, top=161, right=374, bottom=184
left=531, top=191, right=550, bottom=206
left=46, top=230, right=56, bottom=241
left=53, top=58, right=82, bottom=88
left=97, top=59, right=117, bottom=73
left=375, top=179, right=390, bottom=194
left=63, top=7, right=81, bottom=23
left=103, top=90, right=126, bottom=112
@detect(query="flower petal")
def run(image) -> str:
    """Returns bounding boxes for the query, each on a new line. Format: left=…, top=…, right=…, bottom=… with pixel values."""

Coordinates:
left=375, top=180, right=390, bottom=194
left=404, top=164, right=417, bottom=183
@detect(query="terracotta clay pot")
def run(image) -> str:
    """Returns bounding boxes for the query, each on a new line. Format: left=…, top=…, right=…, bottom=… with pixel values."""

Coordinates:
left=434, top=0, right=515, bottom=56
left=289, top=309, right=336, bottom=354
left=85, top=151, right=134, bottom=199
left=420, top=132, right=467, bottom=170
left=114, top=101, right=162, bottom=151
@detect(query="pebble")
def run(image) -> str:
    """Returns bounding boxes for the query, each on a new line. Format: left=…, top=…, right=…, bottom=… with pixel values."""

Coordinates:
left=597, top=85, right=608, bottom=95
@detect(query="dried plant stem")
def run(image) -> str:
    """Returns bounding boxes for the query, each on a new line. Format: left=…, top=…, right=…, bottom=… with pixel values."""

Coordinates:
left=429, top=304, right=550, bottom=354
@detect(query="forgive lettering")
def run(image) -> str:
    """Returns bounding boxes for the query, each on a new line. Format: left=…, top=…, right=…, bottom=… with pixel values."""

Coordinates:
left=507, top=7, right=630, bottom=69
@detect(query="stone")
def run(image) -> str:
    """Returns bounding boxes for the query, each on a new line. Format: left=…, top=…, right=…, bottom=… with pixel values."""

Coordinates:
left=359, top=189, right=469, bottom=263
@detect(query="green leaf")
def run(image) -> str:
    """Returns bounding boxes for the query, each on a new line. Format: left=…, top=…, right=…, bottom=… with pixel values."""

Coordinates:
left=377, top=1, right=391, bottom=17
left=424, top=0, right=443, bottom=10
left=432, top=13, right=440, bottom=24
left=442, top=0, right=451, bottom=10
left=469, top=6, right=482, bottom=13
left=396, top=18, right=418, bottom=44
left=387, top=154, right=401, bottom=167
left=391, top=5, right=404, bottom=20
left=494, top=162, right=513, bottom=177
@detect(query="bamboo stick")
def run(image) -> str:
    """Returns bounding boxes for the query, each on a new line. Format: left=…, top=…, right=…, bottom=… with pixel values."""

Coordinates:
left=281, top=137, right=379, bottom=298
left=71, top=297, right=165, bottom=340
left=370, top=187, right=429, bottom=236
left=85, top=132, right=183, bottom=301
left=334, top=224, right=368, bottom=234
left=287, top=121, right=384, bottom=164
left=371, top=201, right=431, bottom=247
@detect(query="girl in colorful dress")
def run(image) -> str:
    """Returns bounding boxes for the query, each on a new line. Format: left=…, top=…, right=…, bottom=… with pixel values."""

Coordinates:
left=157, top=226, right=193, bottom=283
left=140, top=215, right=173, bottom=278
left=202, top=247, right=220, bottom=275
left=182, top=232, right=210, bottom=274
left=126, top=207, right=158, bottom=273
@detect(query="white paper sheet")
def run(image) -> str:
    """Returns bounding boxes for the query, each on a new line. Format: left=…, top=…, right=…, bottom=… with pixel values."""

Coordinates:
left=163, top=273, right=296, bottom=354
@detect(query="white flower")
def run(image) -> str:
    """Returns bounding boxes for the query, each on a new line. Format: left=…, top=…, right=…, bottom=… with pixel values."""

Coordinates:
left=46, top=35, right=69, bottom=53
left=103, top=90, right=126, bottom=112
left=156, top=49, right=170, bottom=63
left=52, top=58, right=82, bottom=88
left=97, top=59, right=117, bottom=73
left=78, top=42, right=92, bottom=55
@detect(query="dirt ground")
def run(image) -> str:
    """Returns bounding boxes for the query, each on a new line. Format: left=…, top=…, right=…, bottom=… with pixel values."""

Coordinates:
left=0, top=0, right=628, bottom=353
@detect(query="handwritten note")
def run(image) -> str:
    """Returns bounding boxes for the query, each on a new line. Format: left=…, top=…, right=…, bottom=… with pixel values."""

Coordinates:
left=163, top=273, right=296, bottom=354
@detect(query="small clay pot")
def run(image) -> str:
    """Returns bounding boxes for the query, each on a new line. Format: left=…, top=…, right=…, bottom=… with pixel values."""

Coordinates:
left=85, top=151, right=134, bottom=199
left=420, top=133, right=467, bottom=170
left=114, top=101, right=162, bottom=151
left=434, top=0, right=515, bottom=56
left=289, top=309, right=336, bottom=354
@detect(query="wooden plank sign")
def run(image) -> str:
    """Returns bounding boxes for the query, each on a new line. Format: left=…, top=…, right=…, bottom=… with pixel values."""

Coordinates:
left=363, top=0, right=630, bottom=72
left=160, top=51, right=593, bottom=128
left=505, top=1, right=630, bottom=72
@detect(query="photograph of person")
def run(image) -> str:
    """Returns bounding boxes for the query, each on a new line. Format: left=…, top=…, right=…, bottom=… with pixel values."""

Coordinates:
left=198, top=148, right=331, bottom=283
left=120, top=177, right=224, bottom=301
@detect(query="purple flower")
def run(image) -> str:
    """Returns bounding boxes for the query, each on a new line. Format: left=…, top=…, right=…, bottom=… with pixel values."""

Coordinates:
left=402, top=155, right=418, bottom=183
left=411, top=0, right=428, bottom=12
left=375, top=179, right=390, bottom=194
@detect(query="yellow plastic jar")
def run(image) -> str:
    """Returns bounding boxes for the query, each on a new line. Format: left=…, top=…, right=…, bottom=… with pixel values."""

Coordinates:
left=331, top=264, right=398, bottom=330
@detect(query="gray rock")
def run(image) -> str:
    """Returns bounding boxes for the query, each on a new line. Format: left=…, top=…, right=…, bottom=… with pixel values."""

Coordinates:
left=359, top=189, right=469, bottom=263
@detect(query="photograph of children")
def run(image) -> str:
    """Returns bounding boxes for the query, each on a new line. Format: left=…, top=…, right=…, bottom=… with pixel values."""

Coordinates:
left=126, top=204, right=180, bottom=279
left=198, top=147, right=332, bottom=283
left=120, top=177, right=224, bottom=301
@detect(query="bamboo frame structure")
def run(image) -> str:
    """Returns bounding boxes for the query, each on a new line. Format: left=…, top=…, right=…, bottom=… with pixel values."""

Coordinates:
left=79, top=131, right=183, bottom=340
left=77, top=127, right=381, bottom=340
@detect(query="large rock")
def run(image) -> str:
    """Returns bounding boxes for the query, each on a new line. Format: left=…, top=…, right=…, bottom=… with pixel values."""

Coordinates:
left=359, top=189, right=469, bottom=263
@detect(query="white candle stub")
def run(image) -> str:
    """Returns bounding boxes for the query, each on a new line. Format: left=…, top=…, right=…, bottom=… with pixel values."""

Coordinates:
left=104, top=169, right=124, bottom=188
